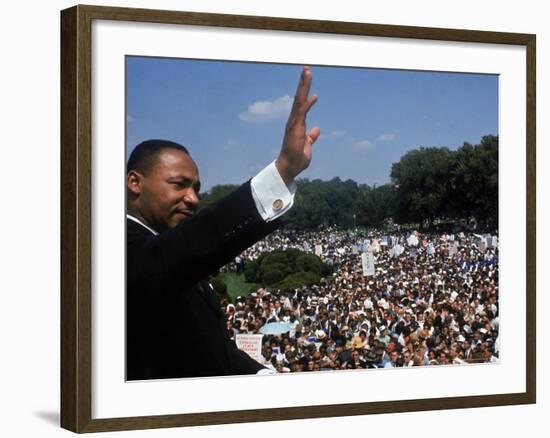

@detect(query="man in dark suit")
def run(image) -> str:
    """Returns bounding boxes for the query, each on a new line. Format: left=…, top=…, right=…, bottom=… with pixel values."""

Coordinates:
left=126, top=67, right=320, bottom=380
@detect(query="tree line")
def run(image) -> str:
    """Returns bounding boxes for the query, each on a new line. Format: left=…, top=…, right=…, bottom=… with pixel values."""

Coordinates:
left=200, top=135, right=498, bottom=231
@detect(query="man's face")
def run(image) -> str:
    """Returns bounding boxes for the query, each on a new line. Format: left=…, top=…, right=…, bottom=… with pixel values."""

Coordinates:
left=131, top=149, right=201, bottom=232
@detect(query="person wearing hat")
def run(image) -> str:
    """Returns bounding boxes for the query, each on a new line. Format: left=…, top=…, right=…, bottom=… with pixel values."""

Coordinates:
left=351, top=330, right=368, bottom=351
left=126, top=67, right=320, bottom=380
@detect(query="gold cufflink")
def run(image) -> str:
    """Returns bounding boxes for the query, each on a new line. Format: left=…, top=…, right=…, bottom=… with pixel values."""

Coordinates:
left=272, top=199, right=284, bottom=210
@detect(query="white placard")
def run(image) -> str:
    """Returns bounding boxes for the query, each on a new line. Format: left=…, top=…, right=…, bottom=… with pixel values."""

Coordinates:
left=391, top=244, right=405, bottom=258
left=315, top=244, right=323, bottom=256
left=427, top=243, right=435, bottom=255
left=407, top=233, right=419, bottom=246
left=362, top=251, right=375, bottom=276
left=235, top=334, right=264, bottom=363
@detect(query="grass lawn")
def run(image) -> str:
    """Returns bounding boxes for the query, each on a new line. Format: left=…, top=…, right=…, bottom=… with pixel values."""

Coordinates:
left=218, top=272, right=260, bottom=302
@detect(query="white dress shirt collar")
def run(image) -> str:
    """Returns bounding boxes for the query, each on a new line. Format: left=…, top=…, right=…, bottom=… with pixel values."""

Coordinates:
left=126, top=214, right=159, bottom=236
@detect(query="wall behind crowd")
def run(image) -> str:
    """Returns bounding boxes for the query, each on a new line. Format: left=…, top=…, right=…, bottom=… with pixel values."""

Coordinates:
left=0, top=0, right=546, bottom=437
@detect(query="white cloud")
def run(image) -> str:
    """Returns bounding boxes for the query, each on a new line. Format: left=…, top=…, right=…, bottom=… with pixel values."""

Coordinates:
left=319, top=130, right=345, bottom=142
left=330, top=130, right=346, bottom=137
left=353, top=140, right=375, bottom=151
left=239, top=95, right=293, bottom=122
left=378, top=133, right=396, bottom=142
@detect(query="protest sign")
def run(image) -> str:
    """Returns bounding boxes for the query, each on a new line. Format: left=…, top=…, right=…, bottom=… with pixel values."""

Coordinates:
left=407, top=233, right=419, bottom=246
left=235, top=334, right=263, bottom=362
left=390, top=244, right=404, bottom=258
left=361, top=251, right=375, bottom=276
left=427, top=243, right=435, bottom=255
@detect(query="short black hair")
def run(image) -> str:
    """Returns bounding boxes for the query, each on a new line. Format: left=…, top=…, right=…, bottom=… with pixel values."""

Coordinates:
left=127, top=139, right=189, bottom=174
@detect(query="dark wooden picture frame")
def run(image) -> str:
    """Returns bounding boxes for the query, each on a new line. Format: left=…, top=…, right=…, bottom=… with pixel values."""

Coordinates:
left=60, top=4, right=536, bottom=433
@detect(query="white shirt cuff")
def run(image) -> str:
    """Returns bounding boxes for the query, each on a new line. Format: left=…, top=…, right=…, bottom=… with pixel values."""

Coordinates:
left=250, top=161, right=296, bottom=222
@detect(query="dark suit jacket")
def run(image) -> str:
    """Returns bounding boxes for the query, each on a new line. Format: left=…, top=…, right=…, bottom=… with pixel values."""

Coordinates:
left=126, top=182, right=279, bottom=380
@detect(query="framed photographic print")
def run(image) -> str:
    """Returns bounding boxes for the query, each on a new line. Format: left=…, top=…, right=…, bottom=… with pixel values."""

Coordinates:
left=60, top=4, right=536, bottom=433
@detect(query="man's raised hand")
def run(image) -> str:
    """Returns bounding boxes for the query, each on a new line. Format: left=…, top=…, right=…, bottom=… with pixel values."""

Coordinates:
left=275, top=66, right=320, bottom=185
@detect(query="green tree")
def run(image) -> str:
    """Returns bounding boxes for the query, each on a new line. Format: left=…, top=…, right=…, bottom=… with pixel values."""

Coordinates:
left=355, top=184, right=397, bottom=228
left=282, top=177, right=360, bottom=230
left=449, top=135, right=498, bottom=227
left=390, top=146, right=455, bottom=226
left=198, top=184, right=239, bottom=208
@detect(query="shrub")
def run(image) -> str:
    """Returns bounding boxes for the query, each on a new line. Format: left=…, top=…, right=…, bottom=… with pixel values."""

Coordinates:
left=295, top=254, right=322, bottom=274
left=259, top=262, right=291, bottom=282
left=243, top=249, right=329, bottom=289
left=263, top=252, right=288, bottom=265
left=261, top=266, right=284, bottom=285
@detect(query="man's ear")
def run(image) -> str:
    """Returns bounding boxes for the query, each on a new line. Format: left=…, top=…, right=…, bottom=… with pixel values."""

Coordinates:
left=127, top=170, right=143, bottom=196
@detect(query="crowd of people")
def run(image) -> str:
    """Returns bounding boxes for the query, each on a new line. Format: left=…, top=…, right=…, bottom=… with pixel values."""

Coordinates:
left=219, top=227, right=500, bottom=373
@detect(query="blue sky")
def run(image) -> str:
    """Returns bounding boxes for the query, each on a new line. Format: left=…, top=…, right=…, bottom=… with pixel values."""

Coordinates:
left=126, top=57, right=498, bottom=192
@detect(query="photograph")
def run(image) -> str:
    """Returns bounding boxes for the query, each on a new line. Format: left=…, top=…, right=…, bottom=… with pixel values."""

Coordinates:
left=125, top=57, right=500, bottom=381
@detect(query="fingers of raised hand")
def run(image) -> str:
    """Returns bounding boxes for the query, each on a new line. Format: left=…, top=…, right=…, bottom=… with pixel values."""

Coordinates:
left=291, top=67, right=316, bottom=120
left=295, top=66, right=312, bottom=103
